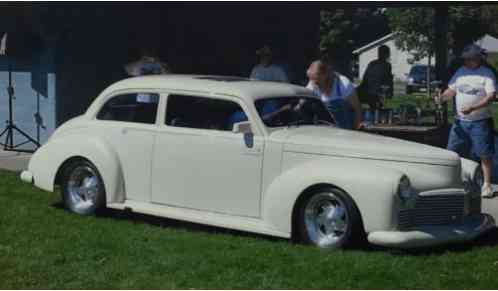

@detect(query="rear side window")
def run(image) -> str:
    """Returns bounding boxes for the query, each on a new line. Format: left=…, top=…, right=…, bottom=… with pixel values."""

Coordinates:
left=165, top=95, right=246, bottom=131
left=97, top=93, right=159, bottom=124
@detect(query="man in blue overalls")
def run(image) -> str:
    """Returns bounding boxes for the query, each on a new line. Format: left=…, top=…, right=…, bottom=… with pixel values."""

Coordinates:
left=306, top=60, right=362, bottom=130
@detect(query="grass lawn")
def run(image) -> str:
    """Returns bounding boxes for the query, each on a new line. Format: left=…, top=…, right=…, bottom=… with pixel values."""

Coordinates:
left=1, top=170, right=498, bottom=289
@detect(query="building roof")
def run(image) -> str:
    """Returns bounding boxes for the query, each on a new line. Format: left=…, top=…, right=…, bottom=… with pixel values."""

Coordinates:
left=354, top=33, right=498, bottom=56
left=98, top=75, right=313, bottom=101
left=353, top=33, right=394, bottom=55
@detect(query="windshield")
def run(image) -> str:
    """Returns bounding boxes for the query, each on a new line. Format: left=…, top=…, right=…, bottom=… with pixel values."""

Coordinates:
left=255, top=97, right=334, bottom=128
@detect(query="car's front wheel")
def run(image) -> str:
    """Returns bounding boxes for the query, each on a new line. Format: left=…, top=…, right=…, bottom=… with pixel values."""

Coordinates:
left=61, top=159, right=106, bottom=215
left=295, top=187, right=363, bottom=249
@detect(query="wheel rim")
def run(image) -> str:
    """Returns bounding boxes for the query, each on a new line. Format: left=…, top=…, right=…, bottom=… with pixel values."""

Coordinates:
left=304, top=192, right=349, bottom=248
left=67, top=165, right=99, bottom=213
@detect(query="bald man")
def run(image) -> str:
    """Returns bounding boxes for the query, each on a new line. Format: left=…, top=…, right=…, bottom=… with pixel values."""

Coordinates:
left=306, top=60, right=362, bottom=129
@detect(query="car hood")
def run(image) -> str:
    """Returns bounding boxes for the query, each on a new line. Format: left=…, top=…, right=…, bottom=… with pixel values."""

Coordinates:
left=269, top=126, right=459, bottom=167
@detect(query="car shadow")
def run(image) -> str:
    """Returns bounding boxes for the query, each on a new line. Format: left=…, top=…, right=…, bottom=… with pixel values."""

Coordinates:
left=98, top=207, right=290, bottom=243
left=376, top=227, right=498, bottom=256
left=50, top=203, right=498, bottom=254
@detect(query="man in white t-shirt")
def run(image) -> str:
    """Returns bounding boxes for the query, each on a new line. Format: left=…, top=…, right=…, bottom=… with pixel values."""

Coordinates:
left=250, top=46, right=289, bottom=82
left=436, top=44, right=497, bottom=198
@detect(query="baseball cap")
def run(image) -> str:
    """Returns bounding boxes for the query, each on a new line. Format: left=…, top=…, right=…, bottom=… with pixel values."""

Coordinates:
left=461, top=44, right=484, bottom=59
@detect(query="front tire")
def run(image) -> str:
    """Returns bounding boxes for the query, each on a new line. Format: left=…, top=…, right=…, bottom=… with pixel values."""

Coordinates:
left=61, top=159, right=106, bottom=215
left=295, top=187, right=363, bottom=249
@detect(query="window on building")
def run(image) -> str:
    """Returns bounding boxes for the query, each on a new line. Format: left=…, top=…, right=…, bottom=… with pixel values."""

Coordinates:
left=97, top=93, right=159, bottom=124
left=165, top=95, right=246, bottom=131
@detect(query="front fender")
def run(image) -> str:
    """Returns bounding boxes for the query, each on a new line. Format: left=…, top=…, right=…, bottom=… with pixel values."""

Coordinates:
left=460, top=158, right=480, bottom=183
left=28, top=134, right=125, bottom=203
left=262, top=153, right=405, bottom=235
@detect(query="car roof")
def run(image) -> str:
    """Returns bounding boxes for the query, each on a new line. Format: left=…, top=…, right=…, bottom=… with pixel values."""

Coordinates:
left=99, top=74, right=314, bottom=101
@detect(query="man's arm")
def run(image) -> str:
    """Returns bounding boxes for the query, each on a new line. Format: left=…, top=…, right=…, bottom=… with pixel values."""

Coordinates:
left=461, top=92, right=496, bottom=115
left=437, top=87, right=457, bottom=103
left=348, top=92, right=363, bottom=129
left=462, top=74, right=496, bottom=114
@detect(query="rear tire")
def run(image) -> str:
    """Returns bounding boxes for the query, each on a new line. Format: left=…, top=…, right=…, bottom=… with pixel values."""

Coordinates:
left=61, top=159, right=106, bottom=215
left=295, top=187, right=363, bottom=249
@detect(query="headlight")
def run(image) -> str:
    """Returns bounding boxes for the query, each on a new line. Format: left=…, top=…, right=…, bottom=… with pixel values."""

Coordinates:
left=473, top=167, right=484, bottom=189
left=398, top=176, right=415, bottom=201
left=407, top=77, right=415, bottom=84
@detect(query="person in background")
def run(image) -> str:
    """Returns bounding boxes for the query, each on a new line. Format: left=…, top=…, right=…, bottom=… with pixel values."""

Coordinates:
left=0, top=32, right=6, bottom=55
left=306, top=59, right=362, bottom=130
left=124, top=48, right=171, bottom=103
left=435, top=44, right=496, bottom=198
left=250, top=45, right=289, bottom=82
left=360, top=45, right=393, bottom=110
left=125, top=47, right=171, bottom=77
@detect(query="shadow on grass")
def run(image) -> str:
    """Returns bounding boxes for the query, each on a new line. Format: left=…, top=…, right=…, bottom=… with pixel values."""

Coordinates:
left=51, top=202, right=498, bottom=254
left=378, top=227, right=498, bottom=256
left=53, top=202, right=288, bottom=244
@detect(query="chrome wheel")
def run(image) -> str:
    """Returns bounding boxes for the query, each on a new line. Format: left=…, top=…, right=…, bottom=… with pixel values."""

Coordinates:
left=66, top=165, right=100, bottom=214
left=304, top=192, right=350, bottom=248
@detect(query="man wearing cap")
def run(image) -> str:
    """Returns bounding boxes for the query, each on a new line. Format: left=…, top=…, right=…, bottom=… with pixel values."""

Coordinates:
left=436, top=44, right=497, bottom=198
left=250, top=45, right=289, bottom=82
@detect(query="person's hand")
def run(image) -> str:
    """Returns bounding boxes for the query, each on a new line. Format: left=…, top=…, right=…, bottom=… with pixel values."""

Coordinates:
left=461, top=106, right=475, bottom=115
left=433, top=95, right=442, bottom=104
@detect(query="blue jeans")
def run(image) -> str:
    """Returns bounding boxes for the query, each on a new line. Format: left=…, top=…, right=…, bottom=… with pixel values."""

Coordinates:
left=324, top=99, right=355, bottom=130
left=447, top=118, right=495, bottom=160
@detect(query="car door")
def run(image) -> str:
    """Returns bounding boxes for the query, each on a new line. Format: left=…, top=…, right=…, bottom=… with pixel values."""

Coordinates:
left=151, top=93, right=264, bottom=218
left=95, top=91, right=160, bottom=202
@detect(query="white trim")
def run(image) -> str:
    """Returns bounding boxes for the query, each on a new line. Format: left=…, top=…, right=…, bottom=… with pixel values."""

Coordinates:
left=353, top=33, right=395, bottom=55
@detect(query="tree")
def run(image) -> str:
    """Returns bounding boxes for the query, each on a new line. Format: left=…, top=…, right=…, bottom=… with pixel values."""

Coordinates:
left=385, top=8, right=435, bottom=62
left=386, top=5, right=498, bottom=61
left=320, top=8, right=389, bottom=77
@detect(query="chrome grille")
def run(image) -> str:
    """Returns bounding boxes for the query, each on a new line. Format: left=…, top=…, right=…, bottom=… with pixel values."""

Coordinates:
left=398, top=194, right=465, bottom=230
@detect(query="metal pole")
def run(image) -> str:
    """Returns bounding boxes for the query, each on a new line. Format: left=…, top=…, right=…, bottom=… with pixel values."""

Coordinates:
left=434, top=6, right=449, bottom=125
left=7, top=58, right=13, bottom=148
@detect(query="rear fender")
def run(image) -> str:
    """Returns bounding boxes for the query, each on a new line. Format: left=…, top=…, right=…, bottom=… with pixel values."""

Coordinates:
left=28, top=134, right=125, bottom=203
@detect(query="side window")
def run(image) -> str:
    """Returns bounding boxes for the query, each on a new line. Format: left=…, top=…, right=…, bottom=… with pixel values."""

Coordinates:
left=165, top=95, right=247, bottom=131
left=97, top=93, right=159, bottom=124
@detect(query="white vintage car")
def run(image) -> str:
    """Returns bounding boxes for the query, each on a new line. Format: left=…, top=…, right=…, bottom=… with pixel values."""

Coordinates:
left=21, top=75, right=495, bottom=249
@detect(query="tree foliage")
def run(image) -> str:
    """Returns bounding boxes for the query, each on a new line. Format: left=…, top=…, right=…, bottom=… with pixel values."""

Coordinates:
left=386, top=6, right=498, bottom=61
left=320, top=8, right=389, bottom=56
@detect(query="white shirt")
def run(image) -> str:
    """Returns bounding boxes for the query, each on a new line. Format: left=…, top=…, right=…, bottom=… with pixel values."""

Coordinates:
left=306, top=73, right=356, bottom=103
left=250, top=64, right=288, bottom=82
left=448, top=66, right=496, bottom=121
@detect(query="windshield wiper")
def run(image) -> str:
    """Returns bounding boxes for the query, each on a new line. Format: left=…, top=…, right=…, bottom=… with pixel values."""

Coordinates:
left=314, top=119, right=334, bottom=126
left=287, top=119, right=307, bottom=128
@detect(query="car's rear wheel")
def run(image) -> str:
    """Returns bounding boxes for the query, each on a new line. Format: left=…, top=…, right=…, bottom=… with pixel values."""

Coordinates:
left=296, top=187, right=363, bottom=249
left=61, top=159, right=106, bottom=215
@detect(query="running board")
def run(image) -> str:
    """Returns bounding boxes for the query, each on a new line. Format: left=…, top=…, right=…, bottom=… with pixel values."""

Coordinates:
left=107, top=200, right=289, bottom=239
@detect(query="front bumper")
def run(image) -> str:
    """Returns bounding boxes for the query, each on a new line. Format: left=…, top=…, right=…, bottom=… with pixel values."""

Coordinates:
left=368, top=214, right=495, bottom=248
left=20, top=170, right=33, bottom=184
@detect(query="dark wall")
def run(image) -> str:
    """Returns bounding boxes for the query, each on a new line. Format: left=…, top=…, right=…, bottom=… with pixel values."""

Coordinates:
left=5, top=4, right=320, bottom=125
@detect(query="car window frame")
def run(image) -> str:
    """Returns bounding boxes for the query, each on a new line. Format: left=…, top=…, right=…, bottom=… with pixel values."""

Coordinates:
left=93, top=89, right=163, bottom=126
left=161, top=92, right=262, bottom=136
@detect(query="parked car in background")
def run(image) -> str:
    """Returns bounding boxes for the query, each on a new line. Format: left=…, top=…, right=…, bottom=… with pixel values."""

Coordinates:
left=21, top=75, right=494, bottom=249
left=406, top=64, right=436, bottom=94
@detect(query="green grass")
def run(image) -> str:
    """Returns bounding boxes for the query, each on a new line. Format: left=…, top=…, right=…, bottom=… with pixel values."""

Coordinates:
left=1, top=169, right=498, bottom=289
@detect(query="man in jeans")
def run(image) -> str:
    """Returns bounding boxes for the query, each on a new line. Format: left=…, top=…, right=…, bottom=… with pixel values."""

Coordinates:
left=436, top=44, right=497, bottom=198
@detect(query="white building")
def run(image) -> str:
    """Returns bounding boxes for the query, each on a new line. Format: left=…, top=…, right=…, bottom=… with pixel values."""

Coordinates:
left=354, top=33, right=498, bottom=82
left=353, top=33, right=434, bottom=82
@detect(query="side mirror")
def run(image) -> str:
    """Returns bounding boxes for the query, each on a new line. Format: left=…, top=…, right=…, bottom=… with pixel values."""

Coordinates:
left=232, top=121, right=252, bottom=134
